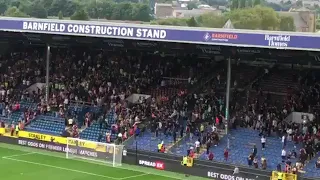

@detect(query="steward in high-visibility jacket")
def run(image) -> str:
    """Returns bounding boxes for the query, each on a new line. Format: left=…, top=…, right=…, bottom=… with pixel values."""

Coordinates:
left=181, top=156, right=188, bottom=166
left=278, top=172, right=283, bottom=180
left=157, top=143, right=162, bottom=152
left=15, top=124, right=19, bottom=136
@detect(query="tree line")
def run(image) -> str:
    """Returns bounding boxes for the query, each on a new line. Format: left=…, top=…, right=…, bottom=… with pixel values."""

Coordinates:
left=0, top=0, right=295, bottom=31
left=0, top=0, right=151, bottom=21
left=154, top=6, right=295, bottom=31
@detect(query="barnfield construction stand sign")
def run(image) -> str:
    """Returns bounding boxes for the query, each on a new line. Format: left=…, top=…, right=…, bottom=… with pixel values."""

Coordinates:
left=0, top=17, right=320, bottom=51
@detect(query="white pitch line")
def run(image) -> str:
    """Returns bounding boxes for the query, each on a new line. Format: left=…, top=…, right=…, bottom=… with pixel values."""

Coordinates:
left=2, top=152, right=36, bottom=158
left=0, top=146, right=185, bottom=180
left=119, top=173, right=149, bottom=180
left=3, top=157, right=118, bottom=180
left=31, top=152, right=184, bottom=180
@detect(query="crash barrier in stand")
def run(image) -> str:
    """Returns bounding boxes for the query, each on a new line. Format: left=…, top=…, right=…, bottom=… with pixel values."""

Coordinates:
left=0, top=135, right=316, bottom=180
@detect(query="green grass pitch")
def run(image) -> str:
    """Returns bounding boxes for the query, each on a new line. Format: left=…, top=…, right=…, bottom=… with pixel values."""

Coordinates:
left=0, top=143, right=209, bottom=180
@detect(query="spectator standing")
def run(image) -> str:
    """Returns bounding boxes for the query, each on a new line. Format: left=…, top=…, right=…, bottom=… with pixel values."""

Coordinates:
left=106, top=132, right=111, bottom=143
left=98, top=131, right=102, bottom=142
left=173, top=130, right=177, bottom=143
left=261, top=135, right=266, bottom=150
left=224, top=149, right=229, bottom=161
left=315, top=157, right=320, bottom=168
left=252, top=145, right=257, bottom=157
left=277, top=163, right=282, bottom=171
left=15, top=123, right=19, bottom=136
left=248, top=153, right=254, bottom=166
left=261, top=157, right=267, bottom=170
left=281, top=149, right=286, bottom=162
left=282, top=135, right=287, bottom=148
left=195, top=139, right=200, bottom=153
left=10, top=122, right=14, bottom=136
left=253, top=158, right=258, bottom=168
left=118, top=132, right=123, bottom=144
left=208, top=152, right=214, bottom=160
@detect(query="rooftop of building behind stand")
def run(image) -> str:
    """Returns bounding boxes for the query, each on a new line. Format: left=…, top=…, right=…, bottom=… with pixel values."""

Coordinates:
left=0, top=31, right=319, bottom=178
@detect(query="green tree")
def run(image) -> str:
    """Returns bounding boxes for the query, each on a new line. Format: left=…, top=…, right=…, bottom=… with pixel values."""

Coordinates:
left=239, top=0, right=246, bottom=8
left=29, top=0, right=48, bottom=18
left=186, top=17, right=198, bottom=27
left=247, top=0, right=253, bottom=7
left=58, top=10, right=63, bottom=19
left=203, top=0, right=228, bottom=6
left=86, top=0, right=107, bottom=19
left=70, top=8, right=89, bottom=20
left=49, top=0, right=76, bottom=17
left=118, top=2, right=134, bottom=20
left=17, top=0, right=32, bottom=15
left=316, top=19, right=320, bottom=30
left=231, top=0, right=239, bottom=9
left=110, top=3, right=121, bottom=20
left=197, top=12, right=227, bottom=28
left=226, top=8, right=261, bottom=29
left=10, top=0, right=22, bottom=8
left=131, top=4, right=151, bottom=21
left=187, top=2, right=197, bottom=10
left=41, top=0, right=54, bottom=9
left=100, top=0, right=115, bottom=19
left=279, top=15, right=295, bottom=31
left=157, top=18, right=188, bottom=26
left=5, top=6, right=29, bottom=17
left=264, top=2, right=289, bottom=11
left=254, top=6, right=279, bottom=30
left=253, top=0, right=261, bottom=6
left=0, top=0, right=8, bottom=14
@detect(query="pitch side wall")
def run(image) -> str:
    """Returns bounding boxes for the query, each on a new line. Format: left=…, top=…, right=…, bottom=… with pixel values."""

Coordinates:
left=0, top=136, right=314, bottom=180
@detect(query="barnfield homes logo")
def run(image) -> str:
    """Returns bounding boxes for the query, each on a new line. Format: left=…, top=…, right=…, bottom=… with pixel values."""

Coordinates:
left=265, top=35, right=291, bottom=47
left=203, top=32, right=211, bottom=41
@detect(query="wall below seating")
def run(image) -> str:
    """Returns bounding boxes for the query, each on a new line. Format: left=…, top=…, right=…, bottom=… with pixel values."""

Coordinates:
left=0, top=135, right=315, bottom=180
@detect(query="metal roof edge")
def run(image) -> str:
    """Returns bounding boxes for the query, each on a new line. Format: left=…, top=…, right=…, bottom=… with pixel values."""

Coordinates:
left=1, top=16, right=320, bottom=37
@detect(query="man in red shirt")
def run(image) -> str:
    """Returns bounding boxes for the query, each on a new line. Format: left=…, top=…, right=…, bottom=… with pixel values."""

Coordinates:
left=224, top=149, right=229, bottom=161
left=160, top=144, right=165, bottom=153
left=208, top=152, right=214, bottom=161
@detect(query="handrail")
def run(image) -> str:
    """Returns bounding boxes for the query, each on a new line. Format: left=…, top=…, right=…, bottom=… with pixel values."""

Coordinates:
left=162, top=77, right=188, bottom=81
left=69, top=100, right=99, bottom=107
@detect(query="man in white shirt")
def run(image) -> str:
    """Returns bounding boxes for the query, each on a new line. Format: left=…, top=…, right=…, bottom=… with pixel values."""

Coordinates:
left=287, top=129, right=293, bottom=141
left=261, top=136, right=266, bottom=150
left=282, top=135, right=286, bottom=148
left=212, top=125, right=217, bottom=132
left=281, top=149, right=286, bottom=162
left=195, top=140, right=200, bottom=153
left=118, top=132, right=123, bottom=144
left=169, top=109, right=177, bottom=119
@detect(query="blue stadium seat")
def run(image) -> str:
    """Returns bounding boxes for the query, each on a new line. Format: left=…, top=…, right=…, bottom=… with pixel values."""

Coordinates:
left=25, top=116, right=65, bottom=136
left=195, top=128, right=319, bottom=177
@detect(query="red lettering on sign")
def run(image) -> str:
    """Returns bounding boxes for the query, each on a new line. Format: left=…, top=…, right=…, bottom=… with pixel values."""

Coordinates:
left=155, top=161, right=165, bottom=170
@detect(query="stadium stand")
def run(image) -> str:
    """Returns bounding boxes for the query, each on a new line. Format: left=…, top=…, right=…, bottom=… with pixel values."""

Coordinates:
left=0, top=33, right=319, bottom=179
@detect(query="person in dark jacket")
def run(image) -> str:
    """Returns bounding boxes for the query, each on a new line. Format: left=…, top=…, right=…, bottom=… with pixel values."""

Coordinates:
left=252, top=145, right=257, bottom=158
left=248, top=153, right=254, bottom=166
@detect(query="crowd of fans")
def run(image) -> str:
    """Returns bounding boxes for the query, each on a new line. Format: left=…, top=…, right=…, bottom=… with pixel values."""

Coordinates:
left=0, top=44, right=319, bottom=177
